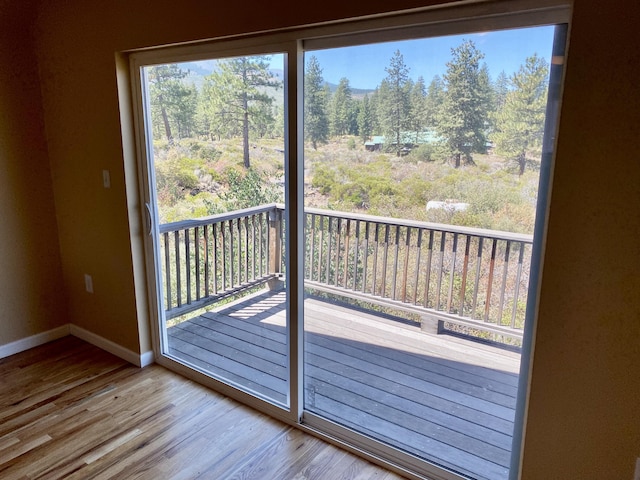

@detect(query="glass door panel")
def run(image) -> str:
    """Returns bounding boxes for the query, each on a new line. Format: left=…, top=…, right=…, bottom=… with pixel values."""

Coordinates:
left=142, top=53, right=288, bottom=406
left=302, top=26, right=557, bottom=479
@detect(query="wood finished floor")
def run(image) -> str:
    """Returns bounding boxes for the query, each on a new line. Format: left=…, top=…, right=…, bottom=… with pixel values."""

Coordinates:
left=0, top=336, right=404, bottom=480
left=168, top=290, right=521, bottom=480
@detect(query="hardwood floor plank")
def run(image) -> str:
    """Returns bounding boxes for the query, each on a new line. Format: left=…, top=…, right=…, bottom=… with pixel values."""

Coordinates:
left=2, top=338, right=398, bottom=480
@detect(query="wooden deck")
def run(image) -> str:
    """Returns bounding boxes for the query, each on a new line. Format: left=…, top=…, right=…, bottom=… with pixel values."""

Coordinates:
left=167, top=289, right=521, bottom=480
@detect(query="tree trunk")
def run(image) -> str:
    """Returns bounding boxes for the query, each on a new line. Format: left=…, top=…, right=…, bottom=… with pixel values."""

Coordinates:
left=454, top=153, right=461, bottom=168
left=242, top=92, right=250, bottom=169
left=518, top=151, right=526, bottom=176
left=158, top=95, right=173, bottom=144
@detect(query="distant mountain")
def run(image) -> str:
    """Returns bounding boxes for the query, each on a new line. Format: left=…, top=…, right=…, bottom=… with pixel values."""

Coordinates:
left=176, top=62, right=373, bottom=98
left=324, top=81, right=375, bottom=98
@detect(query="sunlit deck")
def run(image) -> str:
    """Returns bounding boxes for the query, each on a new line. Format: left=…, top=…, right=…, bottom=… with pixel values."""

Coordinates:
left=167, top=289, right=520, bottom=480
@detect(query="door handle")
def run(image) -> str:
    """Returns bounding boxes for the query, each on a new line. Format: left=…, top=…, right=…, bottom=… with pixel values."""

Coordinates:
left=144, top=202, right=153, bottom=236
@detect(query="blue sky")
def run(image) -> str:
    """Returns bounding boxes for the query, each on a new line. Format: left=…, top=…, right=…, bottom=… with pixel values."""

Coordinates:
left=183, top=25, right=555, bottom=90
left=305, top=25, right=556, bottom=89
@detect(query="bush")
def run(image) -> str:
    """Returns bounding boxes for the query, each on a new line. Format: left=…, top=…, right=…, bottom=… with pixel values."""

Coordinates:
left=311, top=164, right=338, bottom=195
left=222, top=168, right=281, bottom=210
left=188, top=141, right=221, bottom=161
left=155, top=156, right=200, bottom=206
left=409, top=143, right=435, bottom=162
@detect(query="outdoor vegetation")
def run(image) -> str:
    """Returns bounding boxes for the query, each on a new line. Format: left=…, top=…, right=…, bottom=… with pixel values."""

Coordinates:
left=148, top=40, right=550, bottom=235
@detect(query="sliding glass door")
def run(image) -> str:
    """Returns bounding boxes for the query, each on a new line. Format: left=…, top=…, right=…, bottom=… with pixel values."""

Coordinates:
left=137, top=51, right=290, bottom=407
left=301, top=26, right=561, bottom=479
left=130, top=4, right=569, bottom=478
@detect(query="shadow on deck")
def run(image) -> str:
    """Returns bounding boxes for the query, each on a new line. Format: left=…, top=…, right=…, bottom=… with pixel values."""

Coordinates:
left=167, top=288, right=521, bottom=480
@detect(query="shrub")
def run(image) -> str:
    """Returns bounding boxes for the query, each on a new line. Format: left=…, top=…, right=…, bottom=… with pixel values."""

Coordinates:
left=409, top=143, right=435, bottom=162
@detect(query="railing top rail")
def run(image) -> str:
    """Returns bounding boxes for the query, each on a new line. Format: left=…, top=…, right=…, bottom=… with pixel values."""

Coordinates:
left=159, top=203, right=279, bottom=233
left=302, top=206, right=534, bottom=244
left=158, top=202, right=533, bottom=243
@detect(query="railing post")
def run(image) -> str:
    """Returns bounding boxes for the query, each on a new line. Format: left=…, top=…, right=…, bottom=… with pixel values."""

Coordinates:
left=268, top=207, right=283, bottom=289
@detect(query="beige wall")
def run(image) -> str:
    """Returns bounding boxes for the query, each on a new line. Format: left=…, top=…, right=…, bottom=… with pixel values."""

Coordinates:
left=0, top=0, right=66, bottom=344
left=521, top=0, right=640, bottom=477
left=1, top=0, right=637, bottom=477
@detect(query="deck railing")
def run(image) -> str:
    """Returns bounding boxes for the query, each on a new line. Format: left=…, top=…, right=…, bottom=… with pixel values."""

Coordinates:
left=159, top=204, right=283, bottom=319
left=304, top=208, right=532, bottom=340
left=160, top=204, right=532, bottom=340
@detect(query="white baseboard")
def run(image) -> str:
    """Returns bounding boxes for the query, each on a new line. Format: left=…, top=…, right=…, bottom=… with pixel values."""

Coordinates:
left=0, top=325, right=71, bottom=359
left=69, top=325, right=154, bottom=367
left=139, top=349, right=155, bottom=367
left=0, top=324, right=154, bottom=368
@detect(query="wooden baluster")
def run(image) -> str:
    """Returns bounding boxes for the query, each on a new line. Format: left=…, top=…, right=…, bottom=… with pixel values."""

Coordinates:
left=459, top=235, right=471, bottom=317
left=497, top=241, right=512, bottom=326
left=204, top=225, right=210, bottom=298
left=325, top=217, right=332, bottom=285
left=471, top=237, right=484, bottom=319
left=435, top=231, right=446, bottom=310
left=423, top=230, right=434, bottom=308
left=372, top=223, right=380, bottom=296
left=258, top=213, right=263, bottom=278
left=244, top=216, right=249, bottom=284
left=228, top=220, right=235, bottom=288
left=164, top=232, right=171, bottom=311
left=174, top=230, right=181, bottom=307
left=343, top=219, right=351, bottom=288
left=221, top=222, right=227, bottom=291
left=484, top=238, right=498, bottom=322
left=194, top=226, right=201, bottom=300
left=335, top=218, right=342, bottom=286
left=362, top=222, right=369, bottom=294
left=401, top=227, right=411, bottom=303
left=412, top=229, right=423, bottom=305
left=381, top=224, right=390, bottom=298
left=447, top=233, right=458, bottom=313
left=511, top=242, right=526, bottom=328
left=185, top=228, right=192, bottom=305
left=212, top=223, right=218, bottom=295
left=268, top=208, right=282, bottom=279
left=352, top=220, right=360, bottom=291
left=251, top=215, right=256, bottom=281
left=308, top=214, right=315, bottom=281
left=279, top=212, right=284, bottom=274
left=391, top=225, right=400, bottom=300
left=317, top=215, right=324, bottom=283
left=237, top=218, right=242, bottom=285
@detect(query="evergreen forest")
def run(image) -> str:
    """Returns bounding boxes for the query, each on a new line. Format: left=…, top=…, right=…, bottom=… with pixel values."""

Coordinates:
left=148, top=39, right=550, bottom=235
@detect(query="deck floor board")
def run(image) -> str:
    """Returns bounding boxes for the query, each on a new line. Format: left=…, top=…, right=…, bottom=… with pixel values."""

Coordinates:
left=167, top=289, right=521, bottom=480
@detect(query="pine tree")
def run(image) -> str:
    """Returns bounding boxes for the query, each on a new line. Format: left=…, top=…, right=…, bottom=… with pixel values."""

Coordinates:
left=492, top=54, right=549, bottom=175
left=378, top=50, right=411, bottom=156
left=436, top=40, right=491, bottom=167
left=408, top=76, right=428, bottom=144
left=425, top=75, right=444, bottom=131
left=330, top=77, right=354, bottom=136
left=304, top=55, right=329, bottom=150
left=357, top=94, right=373, bottom=142
left=494, top=71, right=510, bottom=111
left=148, top=64, right=194, bottom=143
left=203, top=55, right=279, bottom=169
